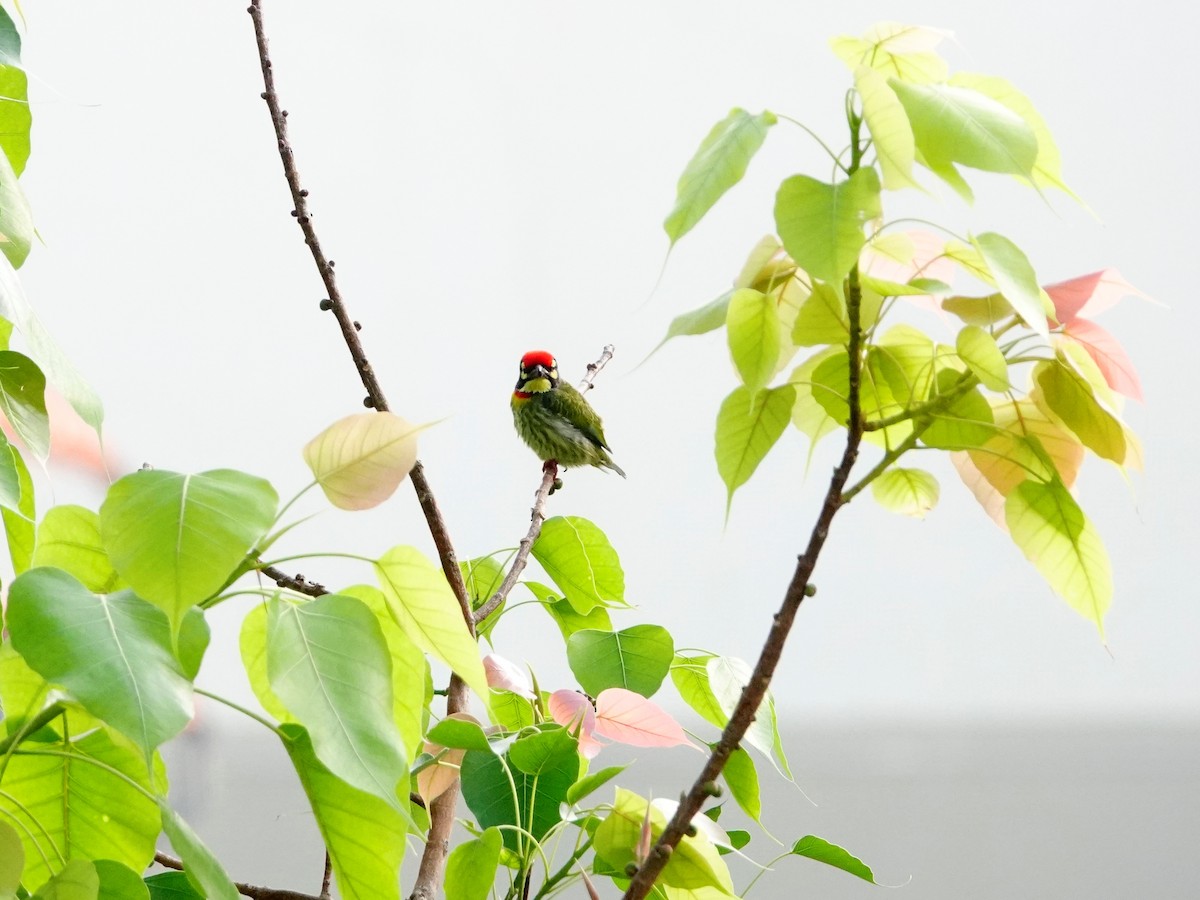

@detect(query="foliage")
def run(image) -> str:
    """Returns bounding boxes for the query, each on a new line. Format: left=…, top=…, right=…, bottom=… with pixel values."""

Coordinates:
left=0, top=14, right=1145, bottom=900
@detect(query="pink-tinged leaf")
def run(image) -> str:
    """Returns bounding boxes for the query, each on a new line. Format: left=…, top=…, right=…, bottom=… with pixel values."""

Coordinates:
left=548, top=689, right=604, bottom=758
left=593, top=688, right=695, bottom=750
left=1061, top=318, right=1142, bottom=401
left=417, top=744, right=465, bottom=806
left=482, top=654, right=534, bottom=698
left=951, top=451, right=1007, bottom=527
left=1044, top=268, right=1154, bottom=325
left=861, top=230, right=954, bottom=290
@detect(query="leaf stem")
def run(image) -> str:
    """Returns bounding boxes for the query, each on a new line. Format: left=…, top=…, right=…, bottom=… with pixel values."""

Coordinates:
left=194, top=688, right=284, bottom=736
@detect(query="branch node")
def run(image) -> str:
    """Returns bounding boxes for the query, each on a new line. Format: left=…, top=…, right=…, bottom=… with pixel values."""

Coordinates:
left=624, top=864, right=639, bottom=878
left=353, top=320, right=362, bottom=331
left=804, top=583, right=817, bottom=597
left=363, top=396, right=375, bottom=409
left=701, top=780, right=722, bottom=797
left=319, top=299, right=333, bottom=311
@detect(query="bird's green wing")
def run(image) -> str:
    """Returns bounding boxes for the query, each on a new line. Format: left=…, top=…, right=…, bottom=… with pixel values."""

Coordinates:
left=543, top=383, right=611, bottom=450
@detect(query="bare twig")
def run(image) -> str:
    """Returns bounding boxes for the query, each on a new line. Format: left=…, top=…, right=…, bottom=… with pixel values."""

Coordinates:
left=621, top=268, right=867, bottom=900
left=319, top=854, right=333, bottom=900
left=153, top=852, right=321, bottom=900
left=259, top=564, right=328, bottom=597
left=246, top=5, right=475, bottom=899
left=474, top=346, right=617, bottom=625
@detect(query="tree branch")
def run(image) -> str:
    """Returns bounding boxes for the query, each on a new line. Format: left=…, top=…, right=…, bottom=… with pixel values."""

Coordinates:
left=259, top=564, right=328, bottom=597
left=474, top=345, right=616, bottom=625
left=246, top=4, right=475, bottom=899
left=154, top=852, right=321, bottom=900
left=620, top=258, right=868, bottom=899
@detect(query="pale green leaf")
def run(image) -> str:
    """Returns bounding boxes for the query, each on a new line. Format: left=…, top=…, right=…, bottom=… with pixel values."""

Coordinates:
left=670, top=655, right=726, bottom=731
left=267, top=594, right=411, bottom=819
left=890, top=80, right=1038, bottom=177
left=870, top=467, right=939, bottom=518
left=239, top=603, right=295, bottom=725
left=715, top=384, right=795, bottom=515
left=788, top=348, right=843, bottom=448
left=2, top=441, right=33, bottom=574
left=0, top=431, right=20, bottom=510
left=444, top=828, right=502, bottom=900
left=0, top=820, right=22, bottom=899
left=32, top=505, right=123, bottom=594
left=159, top=806, right=238, bottom=900
left=0, top=65, right=30, bottom=176
left=648, top=292, right=731, bottom=362
left=942, top=293, right=1013, bottom=326
left=707, top=656, right=791, bottom=779
left=303, top=412, right=421, bottom=511
left=955, top=325, right=1009, bottom=391
left=855, top=65, right=918, bottom=190
left=830, top=23, right=949, bottom=83
left=921, top=373, right=994, bottom=451
left=972, top=232, right=1050, bottom=338
left=374, top=545, right=489, bottom=702
left=7, top=568, right=194, bottom=752
left=791, top=282, right=849, bottom=347
left=0, top=146, right=30, bottom=269
left=0, top=730, right=162, bottom=892
left=791, top=835, right=877, bottom=883
left=0, top=255, right=104, bottom=434
left=722, top=747, right=762, bottom=824
left=0, top=350, right=47, bottom=460
left=775, top=169, right=882, bottom=284
left=567, top=625, right=674, bottom=698
left=873, top=324, right=938, bottom=406
left=31, top=860, right=98, bottom=900
left=1005, top=478, right=1112, bottom=637
left=525, top=581, right=613, bottom=640
left=282, top=724, right=407, bottom=900
left=665, top=108, right=777, bottom=244
left=531, top=516, right=626, bottom=614
left=725, top=288, right=779, bottom=392
left=1032, top=359, right=1126, bottom=463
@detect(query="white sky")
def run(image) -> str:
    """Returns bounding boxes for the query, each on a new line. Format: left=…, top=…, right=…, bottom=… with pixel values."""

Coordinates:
left=13, top=1, right=1198, bottom=722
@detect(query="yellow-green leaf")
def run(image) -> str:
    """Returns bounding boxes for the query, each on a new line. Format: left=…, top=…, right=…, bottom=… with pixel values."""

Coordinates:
left=375, top=546, right=489, bottom=704
left=870, top=467, right=939, bottom=518
left=774, top=169, right=882, bottom=285
left=855, top=65, right=918, bottom=190
left=32, top=505, right=124, bottom=594
left=972, top=232, right=1051, bottom=339
left=955, top=325, right=1009, bottom=391
left=788, top=347, right=843, bottom=448
left=1032, top=359, right=1126, bottom=463
left=1005, top=478, right=1111, bottom=637
left=304, top=412, right=422, bottom=511
left=725, top=288, right=780, bottom=392
left=715, top=384, right=795, bottom=516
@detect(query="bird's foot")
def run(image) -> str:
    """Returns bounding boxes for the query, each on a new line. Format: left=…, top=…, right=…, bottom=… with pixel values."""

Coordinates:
left=544, top=459, right=562, bottom=494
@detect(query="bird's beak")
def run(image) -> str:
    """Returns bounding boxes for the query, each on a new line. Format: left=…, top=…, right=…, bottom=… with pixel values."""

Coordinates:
left=527, top=364, right=550, bottom=380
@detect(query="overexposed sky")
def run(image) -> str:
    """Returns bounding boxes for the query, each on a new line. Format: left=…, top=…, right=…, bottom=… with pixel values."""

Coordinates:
left=13, top=1, right=1198, bottom=721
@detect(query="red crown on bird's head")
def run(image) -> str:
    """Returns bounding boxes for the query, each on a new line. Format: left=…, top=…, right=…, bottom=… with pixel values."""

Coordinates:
left=520, top=350, right=556, bottom=370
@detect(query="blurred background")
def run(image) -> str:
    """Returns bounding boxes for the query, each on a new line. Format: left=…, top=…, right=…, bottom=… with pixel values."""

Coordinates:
left=10, top=2, right=1198, bottom=897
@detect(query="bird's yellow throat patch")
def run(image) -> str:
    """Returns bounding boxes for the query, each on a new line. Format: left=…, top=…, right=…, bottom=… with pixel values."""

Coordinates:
left=521, top=377, right=552, bottom=393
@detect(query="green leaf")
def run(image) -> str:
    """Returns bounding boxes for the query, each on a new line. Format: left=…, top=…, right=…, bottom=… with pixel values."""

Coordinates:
left=303, top=412, right=422, bottom=511
left=531, top=516, right=626, bottom=614
left=942, top=293, right=1014, bottom=326
left=788, top=348, right=843, bottom=448
left=594, top=789, right=735, bottom=893
left=949, top=72, right=1076, bottom=199
left=159, top=806, right=238, bottom=900
left=0, top=430, right=20, bottom=510
left=444, top=828, right=502, bottom=900
left=0, top=256, right=104, bottom=434
left=830, top=23, right=949, bottom=84
left=707, top=656, right=791, bottom=779
left=2, top=438, right=33, bottom=574
left=0, top=64, right=29, bottom=177
left=972, top=232, right=1050, bottom=339
left=7, top=568, right=194, bottom=752
left=460, top=728, right=579, bottom=852
left=0, top=730, right=162, bottom=892
left=670, top=655, right=726, bottom=731
left=722, top=747, right=762, bottom=824
left=1005, top=478, right=1111, bottom=636
left=488, top=690, right=534, bottom=731
left=870, top=467, right=939, bottom=519
left=664, top=108, right=776, bottom=244
left=0, top=820, right=22, bottom=900
left=238, top=603, right=295, bottom=725
left=791, top=835, right=877, bottom=883
left=31, top=860, right=98, bottom=900
left=921, top=377, right=994, bottom=451
left=565, top=764, right=626, bottom=806
left=425, top=717, right=493, bottom=753
left=791, top=282, right=850, bottom=347
left=341, top=584, right=430, bottom=761
left=774, top=168, right=881, bottom=284
left=100, top=469, right=279, bottom=633
left=567, top=625, right=673, bottom=698
left=32, top=505, right=123, bottom=594
left=1033, top=359, right=1126, bottom=463
left=0, top=148, right=31, bottom=269
left=715, top=384, right=795, bottom=515
left=93, top=860, right=150, bottom=900
left=0, top=350, right=46, bottom=460
left=725, top=288, right=780, bottom=393
left=855, top=65, right=918, bottom=190
left=281, top=724, right=407, bottom=900
left=267, top=594, right=410, bottom=817
left=460, top=554, right=506, bottom=636
left=527, top=582, right=612, bottom=640
left=873, top=325, right=939, bottom=406
left=374, top=545, right=490, bottom=703
left=143, top=873, right=202, bottom=900
left=647, top=292, right=732, bottom=362
left=955, top=325, right=1010, bottom=391
left=890, top=79, right=1038, bottom=179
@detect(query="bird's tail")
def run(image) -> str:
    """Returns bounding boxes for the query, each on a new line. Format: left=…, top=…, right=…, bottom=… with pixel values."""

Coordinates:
left=602, top=456, right=627, bottom=478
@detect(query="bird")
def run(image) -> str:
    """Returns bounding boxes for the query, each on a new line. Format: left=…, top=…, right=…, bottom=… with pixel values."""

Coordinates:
left=511, top=350, right=626, bottom=477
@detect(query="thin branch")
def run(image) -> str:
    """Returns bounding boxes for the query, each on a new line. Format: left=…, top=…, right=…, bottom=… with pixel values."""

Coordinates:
left=154, top=852, right=320, bottom=900
left=474, top=346, right=617, bottom=625
left=319, top=854, right=333, bottom=900
left=247, top=6, right=474, bottom=900
left=258, top=564, right=328, bottom=597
